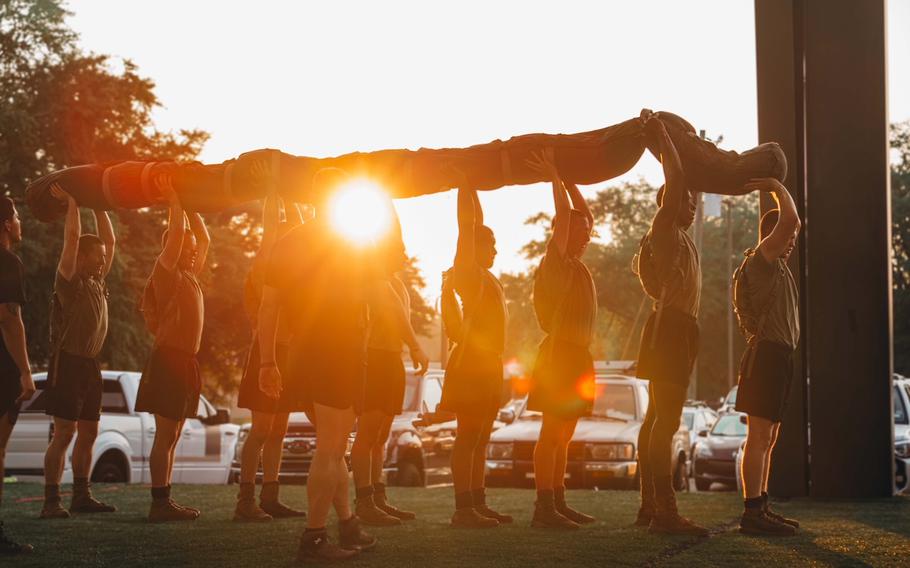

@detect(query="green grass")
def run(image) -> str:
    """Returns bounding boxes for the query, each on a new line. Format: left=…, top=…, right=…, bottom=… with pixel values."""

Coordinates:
left=1, top=482, right=909, bottom=567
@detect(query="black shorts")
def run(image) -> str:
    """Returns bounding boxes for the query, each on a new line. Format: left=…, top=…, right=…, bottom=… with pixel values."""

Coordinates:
left=285, top=336, right=365, bottom=412
left=735, top=340, right=795, bottom=423
left=136, top=346, right=202, bottom=421
left=238, top=338, right=307, bottom=414
left=439, top=344, right=502, bottom=420
left=0, top=373, right=22, bottom=426
left=45, top=351, right=102, bottom=422
left=527, top=336, right=595, bottom=419
left=637, top=308, right=699, bottom=387
left=361, top=348, right=406, bottom=416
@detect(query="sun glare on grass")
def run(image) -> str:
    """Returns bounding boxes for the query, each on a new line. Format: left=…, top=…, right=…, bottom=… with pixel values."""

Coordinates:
left=329, top=180, right=392, bottom=245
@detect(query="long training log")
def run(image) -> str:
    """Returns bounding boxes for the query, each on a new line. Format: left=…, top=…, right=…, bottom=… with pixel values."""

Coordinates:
left=26, top=111, right=786, bottom=222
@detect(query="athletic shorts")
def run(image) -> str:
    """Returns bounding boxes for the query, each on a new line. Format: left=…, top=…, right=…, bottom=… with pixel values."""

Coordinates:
left=136, top=346, right=202, bottom=421
left=735, top=340, right=795, bottom=423
left=45, top=351, right=102, bottom=422
left=285, top=336, right=366, bottom=412
left=0, top=372, right=22, bottom=426
left=361, top=348, right=406, bottom=416
left=439, top=343, right=502, bottom=420
left=527, top=336, right=595, bottom=419
left=637, top=308, right=699, bottom=387
left=238, top=338, right=307, bottom=414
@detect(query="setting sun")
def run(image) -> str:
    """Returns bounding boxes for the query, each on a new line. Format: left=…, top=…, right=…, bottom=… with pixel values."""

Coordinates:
left=328, top=180, right=393, bottom=245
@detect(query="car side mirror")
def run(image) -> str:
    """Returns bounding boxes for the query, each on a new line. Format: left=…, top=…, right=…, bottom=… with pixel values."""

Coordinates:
left=697, top=429, right=709, bottom=438
left=205, top=408, right=231, bottom=426
left=497, top=409, right=516, bottom=424
left=739, top=415, right=748, bottom=425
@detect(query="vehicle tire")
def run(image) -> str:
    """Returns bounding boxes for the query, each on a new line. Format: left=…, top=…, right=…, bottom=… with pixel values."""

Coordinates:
left=92, top=452, right=128, bottom=483
left=393, top=461, right=423, bottom=487
left=694, top=477, right=712, bottom=492
left=673, top=455, right=688, bottom=491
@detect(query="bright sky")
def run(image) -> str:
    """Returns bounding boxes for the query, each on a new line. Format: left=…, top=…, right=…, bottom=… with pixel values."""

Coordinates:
left=68, top=0, right=910, bottom=299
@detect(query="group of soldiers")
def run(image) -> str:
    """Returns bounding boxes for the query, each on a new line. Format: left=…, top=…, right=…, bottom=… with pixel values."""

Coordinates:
left=0, top=110, right=802, bottom=562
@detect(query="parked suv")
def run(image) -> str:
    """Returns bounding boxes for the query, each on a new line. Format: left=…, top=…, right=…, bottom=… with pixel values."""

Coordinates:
left=485, top=375, right=690, bottom=490
left=692, top=412, right=747, bottom=491
left=6, top=372, right=239, bottom=484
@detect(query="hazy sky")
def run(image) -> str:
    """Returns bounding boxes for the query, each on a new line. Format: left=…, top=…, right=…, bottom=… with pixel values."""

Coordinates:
left=68, top=0, right=910, bottom=299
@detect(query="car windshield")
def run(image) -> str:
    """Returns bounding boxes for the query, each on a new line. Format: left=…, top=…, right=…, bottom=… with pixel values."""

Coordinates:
left=725, top=386, right=738, bottom=406
left=711, top=414, right=747, bottom=437
left=895, top=385, right=908, bottom=425
left=683, top=411, right=694, bottom=431
left=519, top=382, right=636, bottom=421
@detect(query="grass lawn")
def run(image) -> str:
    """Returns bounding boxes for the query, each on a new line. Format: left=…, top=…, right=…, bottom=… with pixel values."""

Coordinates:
left=2, top=482, right=909, bottom=567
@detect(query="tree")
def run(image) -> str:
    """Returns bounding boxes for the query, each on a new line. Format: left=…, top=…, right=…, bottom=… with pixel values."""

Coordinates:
left=892, top=121, right=910, bottom=375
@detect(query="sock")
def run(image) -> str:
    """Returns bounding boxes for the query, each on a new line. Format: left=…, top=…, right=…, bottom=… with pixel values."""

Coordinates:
left=151, top=486, right=170, bottom=502
left=744, top=496, right=763, bottom=511
left=554, top=486, right=567, bottom=505
left=73, top=477, right=89, bottom=494
left=355, top=485, right=374, bottom=500
left=454, top=491, right=474, bottom=510
left=44, top=484, right=61, bottom=502
left=536, top=489, right=554, bottom=506
left=372, top=482, right=386, bottom=496
left=260, top=481, right=279, bottom=502
left=471, top=487, right=486, bottom=506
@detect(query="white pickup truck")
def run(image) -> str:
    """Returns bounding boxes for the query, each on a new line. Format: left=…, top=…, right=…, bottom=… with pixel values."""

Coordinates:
left=5, top=371, right=239, bottom=484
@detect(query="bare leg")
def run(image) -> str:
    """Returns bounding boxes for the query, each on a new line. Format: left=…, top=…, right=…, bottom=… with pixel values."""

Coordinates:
left=0, top=414, right=14, bottom=507
left=44, top=418, right=76, bottom=486
left=240, top=411, right=274, bottom=483
left=553, top=418, right=579, bottom=487
left=761, top=423, right=782, bottom=494
left=262, top=413, right=290, bottom=483
left=470, top=420, right=493, bottom=490
left=741, top=416, right=774, bottom=499
left=372, top=417, right=393, bottom=485
left=533, top=413, right=564, bottom=491
left=308, top=404, right=355, bottom=529
left=151, top=415, right=181, bottom=489
left=451, top=414, right=483, bottom=496
left=351, top=411, right=384, bottom=491
left=71, top=420, right=99, bottom=479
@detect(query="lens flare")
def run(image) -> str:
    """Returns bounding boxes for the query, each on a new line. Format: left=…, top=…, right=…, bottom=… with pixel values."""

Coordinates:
left=328, top=180, right=392, bottom=245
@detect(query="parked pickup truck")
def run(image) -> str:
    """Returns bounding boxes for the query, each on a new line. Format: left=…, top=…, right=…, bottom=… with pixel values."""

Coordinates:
left=5, top=371, right=239, bottom=484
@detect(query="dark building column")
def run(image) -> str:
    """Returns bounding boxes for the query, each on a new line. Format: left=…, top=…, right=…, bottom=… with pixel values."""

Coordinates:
left=802, top=0, right=893, bottom=498
left=755, top=0, right=893, bottom=498
left=754, top=0, right=809, bottom=498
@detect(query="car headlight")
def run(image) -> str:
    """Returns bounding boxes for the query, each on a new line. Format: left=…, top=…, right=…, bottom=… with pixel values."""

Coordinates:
left=696, top=443, right=713, bottom=458
left=486, top=442, right=514, bottom=460
left=896, top=441, right=910, bottom=458
left=586, top=443, right=634, bottom=461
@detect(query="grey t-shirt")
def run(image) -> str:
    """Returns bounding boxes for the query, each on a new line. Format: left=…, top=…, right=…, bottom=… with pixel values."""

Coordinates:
left=652, top=228, right=701, bottom=318
left=54, top=271, right=108, bottom=358
left=739, top=253, right=800, bottom=349
left=151, top=260, right=204, bottom=354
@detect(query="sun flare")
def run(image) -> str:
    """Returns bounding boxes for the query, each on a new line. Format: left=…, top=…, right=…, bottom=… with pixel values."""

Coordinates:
left=328, top=180, right=393, bottom=245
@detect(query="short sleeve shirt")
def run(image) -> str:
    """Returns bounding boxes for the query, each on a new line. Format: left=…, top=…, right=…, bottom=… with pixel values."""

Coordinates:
left=55, top=270, right=108, bottom=358
left=451, top=262, right=507, bottom=355
left=151, top=259, right=204, bottom=354
left=533, top=241, right=597, bottom=348
left=651, top=227, right=701, bottom=318
left=738, top=253, right=800, bottom=349
left=0, top=248, right=26, bottom=378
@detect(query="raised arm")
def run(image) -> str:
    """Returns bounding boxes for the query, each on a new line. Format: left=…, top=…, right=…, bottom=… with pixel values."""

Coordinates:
left=0, top=303, right=35, bottom=403
left=565, top=181, right=594, bottom=228
left=454, top=186, right=477, bottom=269
left=526, top=148, right=572, bottom=256
left=94, top=209, right=116, bottom=278
left=440, top=268, right=463, bottom=341
left=157, top=175, right=186, bottom=271
left=188, top=212, right=210, bottom=275
left=52, top=184, right=80, bottom=280
left=748, top=178, right=801, bottom=262
left=648, top=116, right=687, bottom=240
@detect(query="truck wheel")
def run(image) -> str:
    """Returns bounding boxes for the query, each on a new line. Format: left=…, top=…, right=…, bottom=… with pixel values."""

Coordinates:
left=694, top=477, right=712, bottom=492
left=394, top=461, right=423, bottom=487
left=92, top=451, right=128, bottom=483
